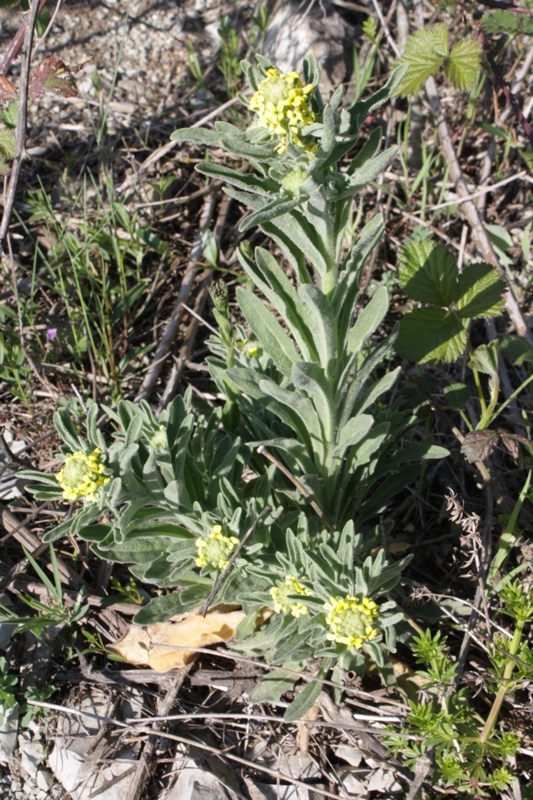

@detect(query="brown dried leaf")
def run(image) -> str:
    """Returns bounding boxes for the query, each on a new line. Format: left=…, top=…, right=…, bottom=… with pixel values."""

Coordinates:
left=110, top=604, right=244, bottom=673
left=0, top=76, right=17, bottom=102
left=29, top=57, right=78, bottom=99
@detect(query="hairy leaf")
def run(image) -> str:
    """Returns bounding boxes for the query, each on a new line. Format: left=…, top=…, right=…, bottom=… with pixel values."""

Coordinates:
left=237, top=288, right=301, bottom=378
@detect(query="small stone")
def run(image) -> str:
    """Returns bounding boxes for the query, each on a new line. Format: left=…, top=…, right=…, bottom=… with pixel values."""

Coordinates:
left=36, top=771, right=53, bottom=792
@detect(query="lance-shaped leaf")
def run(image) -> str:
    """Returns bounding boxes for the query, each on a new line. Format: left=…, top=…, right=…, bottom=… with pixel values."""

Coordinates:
left=237, top=288, right=302, bottom=378
left=445, top=38, right=482, bottom=92
left=196, top=162, right=275, bottom=195
left=334, top=214, right=385, bottom=348
left=258, top=378, right=322, bottom=460
left=347, top=126, right=382, bottom=175
left=346, top=285, right=389, bottom=357
left=350, top=367, right=400, bottom=418
left=398, top=241, right=457, bottom=307
left=29, top=58, right=78, bottom=98
left=454, top=262, right=506, bottom=319
left=238, top=246, right=316, bottom=361
left=340, top=333, right=396, bottom=428
left=292, top=361, right=335, bottom=447
left=298, top=285, right=335, bottom=372
left=343, top=146, right=398, bottom=195
left=171, top=127, right=223, bottom=147
left=240, top=194, right=307, bottom=233
left=333, top=414, right=374, bottom=462
left=396, top=307, right=467, bottom=363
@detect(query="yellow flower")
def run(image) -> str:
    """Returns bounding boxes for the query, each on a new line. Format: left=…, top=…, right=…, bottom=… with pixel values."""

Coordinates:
left=249, top=68, right=317, bottom=155
left=56, top=448, right=109, bottom=503
left=195, top=525, right=240, bottom=569
left=324, top=595, right=380, bottom=649
left=270, top=575, right=312, bottom=618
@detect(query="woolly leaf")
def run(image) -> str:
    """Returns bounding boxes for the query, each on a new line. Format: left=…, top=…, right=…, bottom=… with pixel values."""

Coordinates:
left=454, top=263, right=506, bottom=319
left=395, top=24, right=449, bottom=97
left=396, top=307, right=467, bottom=363
left=398, top=241, right=457, bottom=307
left=237, top=288, right=301, bottom=378
left=445, top=38, right=482, bottom=92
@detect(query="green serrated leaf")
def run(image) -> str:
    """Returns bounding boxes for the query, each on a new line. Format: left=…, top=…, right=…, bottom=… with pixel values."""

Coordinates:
left=468, top=341, right=499, bottom=377
left=454, top=262, right=505, bottom=319
left=0, top=127, right=16, bottom=160
left=445, top=38, right=482, bottom=92
left=398, top=241, right=457, bottom=306
left=443, top=383, right=470, bottom=409
left=499, top=335, right=533, bottom=365
left=482, top=10, right=533, bottom=36
left=395, top=24, right=449, bottom=97
left=396, top=307, right=467, bottom=363
left=1, top=102, right=17, bottom=129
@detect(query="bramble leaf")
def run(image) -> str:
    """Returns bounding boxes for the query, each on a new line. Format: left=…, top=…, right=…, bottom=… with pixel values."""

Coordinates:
left=499, top=335, right=533, bottom=365
left=482, top=10, right=533, bottom=36
left=461, top=430, right=499, bottom=463
left=445, top=38, right=482, bottom=92
left=29, top=57, right=78, bottom=99
left=396, top=307, right=467, bottom=363
left=443, top=383, right=470, bottom=409
left=468, top=341, right=499, bottom=377
left=395, top=24, right=449, bottom=97
left=454, top=262, right=506, bottom=319
left=0, top=127, right=16, bottom=160
left=398, top=241, right=457, bottom=306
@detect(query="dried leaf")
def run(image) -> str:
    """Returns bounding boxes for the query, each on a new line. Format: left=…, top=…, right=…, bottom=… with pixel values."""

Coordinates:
left=110, top=604, right=244, bottom=672
left=0, top=76, right=17, bottom=102
left=460, top=429, right=499, bottom=463
left=29, top=57, right=78, bottom=99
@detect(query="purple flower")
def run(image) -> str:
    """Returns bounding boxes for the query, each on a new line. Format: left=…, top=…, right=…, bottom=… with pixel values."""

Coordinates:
left=46, top=328, right=58, bottom=341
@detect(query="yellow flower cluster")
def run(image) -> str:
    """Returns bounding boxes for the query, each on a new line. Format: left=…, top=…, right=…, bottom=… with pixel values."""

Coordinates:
left=195, top=525, right=240, bottom=570
left=270, top=575, right=312, bottom=618
left=324, top=595, right=380, bottom=649
left=249, top=68, right=316, bottom=155
left=56, top=448, right=109, bottom=503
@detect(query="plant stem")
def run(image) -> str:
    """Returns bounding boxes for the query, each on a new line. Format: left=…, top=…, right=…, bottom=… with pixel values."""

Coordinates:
left=479, top=618, right=524, bottom=745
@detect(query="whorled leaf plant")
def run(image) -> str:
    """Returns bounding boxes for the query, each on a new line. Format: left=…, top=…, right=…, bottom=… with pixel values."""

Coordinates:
left=23, top=55, right=449, bottom=716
